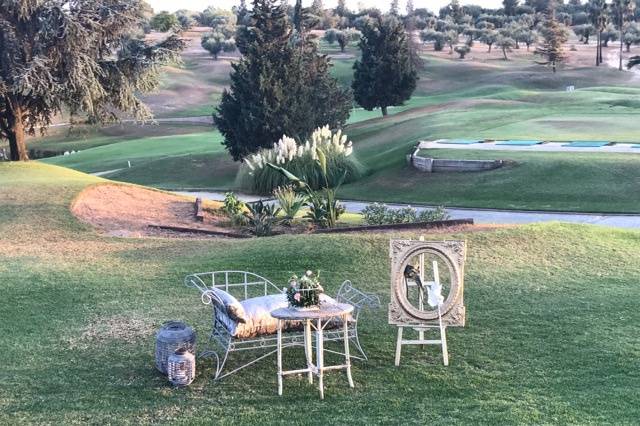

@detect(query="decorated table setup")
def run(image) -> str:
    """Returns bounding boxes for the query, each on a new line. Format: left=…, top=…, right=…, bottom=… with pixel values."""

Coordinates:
left=154, top=238, right=467, bottom=396
left=271, top=272, right=355, bottom=399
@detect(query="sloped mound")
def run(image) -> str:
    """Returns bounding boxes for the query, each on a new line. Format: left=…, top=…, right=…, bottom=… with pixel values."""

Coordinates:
left=71, top=183, right=227, bottom=238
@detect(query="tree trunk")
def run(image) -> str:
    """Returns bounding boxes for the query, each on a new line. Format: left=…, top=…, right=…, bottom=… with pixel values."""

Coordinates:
left=596, top=31, right=601, bottom=66
left=7, top=102, right=29, bottom=161
left=502, top=47, right=508, bottom=60
left=619, top=30, right=624, bottom=71
left=381, top=106, right=388, bottom=116
left=488, top=44, right=492, bottom=53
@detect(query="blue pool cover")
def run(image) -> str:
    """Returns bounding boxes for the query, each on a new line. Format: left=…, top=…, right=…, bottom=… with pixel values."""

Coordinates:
left=437, top=139, right=482, bottom=145
left=563, top=141, right=609, bottom=147
left=495, top=140, right=542, bottom=146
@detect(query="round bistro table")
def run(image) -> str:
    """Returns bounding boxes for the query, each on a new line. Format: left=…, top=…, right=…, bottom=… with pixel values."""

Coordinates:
left=271, top=302, right=355, bottom=399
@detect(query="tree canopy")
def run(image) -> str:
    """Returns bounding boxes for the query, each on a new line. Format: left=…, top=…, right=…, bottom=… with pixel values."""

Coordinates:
left=352, top=15, right=417, bottom=116
left=214, top=0, right=352, bottom=161
left=0, top=0, right=184, bottom=161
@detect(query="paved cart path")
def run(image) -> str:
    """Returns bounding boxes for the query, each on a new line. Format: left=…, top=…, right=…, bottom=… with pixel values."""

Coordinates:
left=176, top=191, right=640, bottom=229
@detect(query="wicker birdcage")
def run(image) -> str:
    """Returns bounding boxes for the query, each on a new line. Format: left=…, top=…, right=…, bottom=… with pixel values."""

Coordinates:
left=155, top=321, right=196, bottom=375
left=168, top=348, right=196, bottom=386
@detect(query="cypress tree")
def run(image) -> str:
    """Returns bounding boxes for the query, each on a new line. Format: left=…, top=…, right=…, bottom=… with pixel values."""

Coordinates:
left=534, top=2, right=569, bottom=72
left=352, top=15, right=418, bottom=117
left=214, top=0, right=352, bottom=160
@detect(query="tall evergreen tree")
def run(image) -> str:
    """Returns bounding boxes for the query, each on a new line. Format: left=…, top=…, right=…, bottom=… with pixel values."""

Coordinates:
left=535, top=1, right=569, bottom=72
left=352, top=16, right=417, bottom=117
left=0, top=0, right=184, bottom=161
left=503, top=0, right=520, bottom=16
left=214, top=0, right=352, bottom=160
left=390, top=0, right=400, bottom=16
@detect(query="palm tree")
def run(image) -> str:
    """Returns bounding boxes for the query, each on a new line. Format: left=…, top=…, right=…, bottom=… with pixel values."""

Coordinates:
left=588, top=0, right=608, bottom=66
left=612, top=0, right=636, bottom=70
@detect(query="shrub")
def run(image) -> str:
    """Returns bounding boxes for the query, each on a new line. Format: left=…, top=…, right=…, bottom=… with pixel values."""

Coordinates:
left=222, top=192, right=247, bottom=226
left=243, top=200, right=281, bottom=236
left=454, top=45, right=471, bottom=59
left=362, top=203, right=449, bottom=225
left=417, top=206, right=450, bottom=222
left=273, top=185, right=306, bottom=222
left=238, top=126, right=364, bottom=194
left=305, top=189, right=346, bottom=228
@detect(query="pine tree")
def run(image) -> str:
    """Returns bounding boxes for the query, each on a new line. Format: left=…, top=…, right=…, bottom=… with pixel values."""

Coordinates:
left=534, top=2, right=569, bottom=72
left=390, top=0, right=400, bottom=16
left=0, top=0, right=184, bottom=161
left=503, top=0, right=520, bottom=16
left=214, top=0, right=352, bottom=160
left=352, top=16, right=418, bottom=117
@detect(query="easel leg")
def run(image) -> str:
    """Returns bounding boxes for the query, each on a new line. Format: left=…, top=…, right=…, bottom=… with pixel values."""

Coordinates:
left=441, top=326, right=449, bottom=366
left=395, top=327, right=403, bottom=366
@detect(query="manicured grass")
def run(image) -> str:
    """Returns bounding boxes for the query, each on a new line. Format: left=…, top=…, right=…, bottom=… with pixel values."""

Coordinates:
left=339, top=148, right=640, bottom=213
left=26, top=44, right=640, bottom=210
left=1, top=162, right=639, bottom=423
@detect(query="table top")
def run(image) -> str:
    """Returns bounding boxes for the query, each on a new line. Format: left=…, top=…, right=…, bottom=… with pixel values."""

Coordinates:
left=271, top=302, right=354, bottom=320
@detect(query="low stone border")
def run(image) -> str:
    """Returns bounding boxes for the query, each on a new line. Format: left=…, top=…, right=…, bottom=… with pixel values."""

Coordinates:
left=313, top=219, right=474, bottom=234
left=148, top=224, right=251, bottom=238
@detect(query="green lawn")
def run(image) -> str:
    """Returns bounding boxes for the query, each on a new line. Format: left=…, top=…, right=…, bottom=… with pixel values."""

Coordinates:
left=1, top=162, right=639, bottom=423
left=340, top=148, right=640, bottom=213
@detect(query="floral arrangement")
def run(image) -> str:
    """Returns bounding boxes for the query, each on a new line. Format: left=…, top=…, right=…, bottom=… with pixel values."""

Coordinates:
left=245, top=126, right=353, bottom=171
left=286, top=270, right=324, bottom=308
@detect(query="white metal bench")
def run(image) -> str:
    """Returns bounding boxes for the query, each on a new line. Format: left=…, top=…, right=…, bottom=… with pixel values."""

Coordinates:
left=185, top=271, right=380, bottom=381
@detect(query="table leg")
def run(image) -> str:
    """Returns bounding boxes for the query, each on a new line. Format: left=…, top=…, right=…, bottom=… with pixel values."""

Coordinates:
left=304, top=319, right=313, bottom=384
left=316, top=318, right=324, bottom=399
left=277, top=319, right=283, bottom=396
left=343, top=314, right=354, bottom=388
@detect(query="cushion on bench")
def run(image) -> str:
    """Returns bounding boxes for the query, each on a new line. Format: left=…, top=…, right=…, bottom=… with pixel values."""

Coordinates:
left=209, top=287, right=247, bottom=324
left=225, top=293, right=340, bottom=339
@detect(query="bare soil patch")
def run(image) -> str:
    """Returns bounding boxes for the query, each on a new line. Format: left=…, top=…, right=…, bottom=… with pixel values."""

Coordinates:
left=71, top=183, right=231, bottom=238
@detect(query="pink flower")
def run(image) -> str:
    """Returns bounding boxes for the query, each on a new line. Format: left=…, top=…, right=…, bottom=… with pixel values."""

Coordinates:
left=294, top=292, right=301, bottom=302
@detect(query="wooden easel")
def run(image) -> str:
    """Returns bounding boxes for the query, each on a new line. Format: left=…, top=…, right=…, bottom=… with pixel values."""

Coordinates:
left=394, top=239, right=449, bottom=367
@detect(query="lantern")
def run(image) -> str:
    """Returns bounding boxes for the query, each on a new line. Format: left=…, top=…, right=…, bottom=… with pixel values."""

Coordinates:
left=167, top=348, right=196, bottom=386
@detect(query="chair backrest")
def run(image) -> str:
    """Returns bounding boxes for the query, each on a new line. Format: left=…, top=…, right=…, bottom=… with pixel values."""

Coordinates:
left=336, top=280, right=381, bottom=310
left=185, top=271, right=283, bottom=302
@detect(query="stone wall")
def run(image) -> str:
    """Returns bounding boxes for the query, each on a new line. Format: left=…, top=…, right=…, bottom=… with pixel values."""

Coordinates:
left=408, top=154, right=503, bottom=173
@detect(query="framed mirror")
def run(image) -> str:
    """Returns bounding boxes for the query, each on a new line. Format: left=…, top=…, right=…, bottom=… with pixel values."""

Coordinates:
left=389, top=240, right=466, bottom=327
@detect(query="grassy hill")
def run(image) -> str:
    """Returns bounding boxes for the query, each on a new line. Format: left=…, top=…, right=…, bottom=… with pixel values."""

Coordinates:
left=1, top=162, right=639, bottom=423
left=14, top=37, right=640, bottom=212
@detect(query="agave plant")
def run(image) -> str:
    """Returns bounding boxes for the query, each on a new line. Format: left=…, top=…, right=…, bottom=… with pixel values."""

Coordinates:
left=273, top=185, right=307, bottom=223
left=243, top=200, right=282, bottom=237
